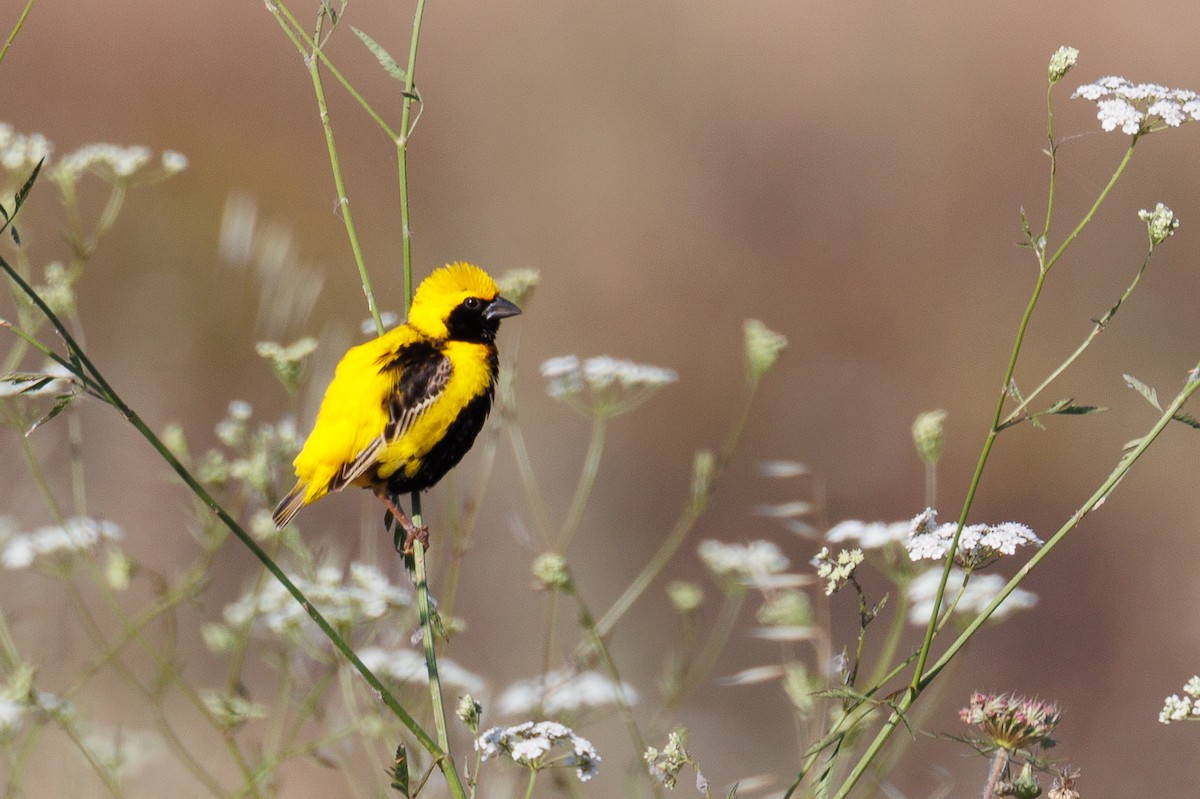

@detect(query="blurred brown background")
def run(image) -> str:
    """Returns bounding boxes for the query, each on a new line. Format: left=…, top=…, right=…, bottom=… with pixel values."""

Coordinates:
left=5, top=0, right=1200, bottom=796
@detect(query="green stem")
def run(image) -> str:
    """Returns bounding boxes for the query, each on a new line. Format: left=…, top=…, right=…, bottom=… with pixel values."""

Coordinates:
left=0, top=253, right=448, bottom=768
left=398, top=0, right=427, bottom=307
left=559, top=415, right=607, bottom=550
left=307, top=10, right=382, bottom=333
left=1001, top=247, right=1153, bottom=428
left=596, top=378, right=758, bottom=636
left=0, top=0, right=36, bottom=67
left=833, top=371, right=1200, bottom=799
left=267, top=1, right=398, bottom=140
left=910, top=136, right=1139, bottom=691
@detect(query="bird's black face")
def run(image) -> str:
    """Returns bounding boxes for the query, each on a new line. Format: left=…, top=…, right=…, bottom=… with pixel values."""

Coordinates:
left=445, top=295, right=522, bottom=343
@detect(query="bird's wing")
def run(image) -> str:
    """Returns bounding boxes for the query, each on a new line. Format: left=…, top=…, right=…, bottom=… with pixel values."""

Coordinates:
left=329, top=345, right=453, bottom=491
left=384, top=351, right=454, bottom=442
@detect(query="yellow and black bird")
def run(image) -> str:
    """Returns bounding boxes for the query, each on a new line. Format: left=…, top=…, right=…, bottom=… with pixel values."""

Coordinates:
left=271, top=262, right=521, bottom=550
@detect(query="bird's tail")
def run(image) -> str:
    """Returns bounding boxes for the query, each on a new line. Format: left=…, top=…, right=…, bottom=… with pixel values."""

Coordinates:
left=272, top=482, right=308, bottom=529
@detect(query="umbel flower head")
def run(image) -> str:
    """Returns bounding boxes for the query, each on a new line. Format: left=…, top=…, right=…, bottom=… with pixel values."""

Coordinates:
left=1139, top=203, right=1180, bottom=248
left=960, top=691, right=1060, bottom=752
left=1072, top=75, right=1200, bottom=135
left=541, top=355, right=677, bottom=418
left=476, top=720, right=600, bottom=782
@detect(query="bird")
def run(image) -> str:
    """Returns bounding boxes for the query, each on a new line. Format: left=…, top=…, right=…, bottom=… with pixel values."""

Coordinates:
left=271, top=261, right=521, bottom=551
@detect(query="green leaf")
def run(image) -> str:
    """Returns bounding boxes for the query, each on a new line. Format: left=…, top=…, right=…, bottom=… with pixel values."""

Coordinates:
left=12, top=158, right=43, bottom=215
left=1044, top=398, right=1107, bottom=417
left=1123, top=373, right=1161, bottom=410
left=725, top=783, right=739, bottom=799
left=352, top=27, right=407, bottom=82
left=388, top=743, right=410, bottom=797
left=1, top=372, right=55, bottom=394
left=1172, top=412, right=1200, bottom=430
left=26, top=394, right=74, bottom=436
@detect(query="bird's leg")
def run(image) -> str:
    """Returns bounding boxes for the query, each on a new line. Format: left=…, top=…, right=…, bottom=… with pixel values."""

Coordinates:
left=374, top=490, right=430, bottom=555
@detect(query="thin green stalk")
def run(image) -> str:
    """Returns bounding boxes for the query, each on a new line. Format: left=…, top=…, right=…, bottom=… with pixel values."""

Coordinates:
left=0, top=0, right=36, bottom=67
left=522, top=769, right=538, bottom=799
left=1041, top=82, right=1060, bottom=241
left=559, top=415, right=607, bottom=550
left=910, top=137, right=1139, bottom=691
left=0, top=254, right=448, bottom=767
left=398, top=0, right=427, bottom=306
left=1001, top=247, right=1154, bottom=428
left=571, top=586, right=660, bottom=798
left=267, top=1, right=398, bottom=140
left=832, top=371, right=1200, bottom=799
left=307, top=10, right=382, bottom=333
left=413, top=537, right=458, bottom=772
left=596, top=379, right=758, bottom=636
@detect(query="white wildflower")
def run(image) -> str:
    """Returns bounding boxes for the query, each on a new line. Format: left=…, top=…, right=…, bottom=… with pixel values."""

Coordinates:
left=826, top=519, right=912, bottom=550
left=0, top=124, right=52, bottom=173
left=202, top=691, right=266, bottom=728
left=644, top=730, right=691, bottom=788
left=361, top=311, right=400, bottom=335
left=1048, top=46, right=1079, bottom=84
left=476, top=720, right=600, bottom=782
left=1074, top=76, right=1200, bottom=135
left=496, top=669, right=637, bottom=717
left=541, top=354, right=677, bottom=416
left=358, top=646, right=486, bottom=696
left=161, top=150, right=188, bottom=173
left=54, top=144, right=153, bottom=181
left=698, top=539, right=789, bottom=589
left=1, top=517, right=123, bottom=570
left=905, top=510, right=1040, bottom=567
left=1139, top=203, right=1180, bottom=247
left=906, top=567, right=1037, bottom=625
left=811, top=546, right=863, bottom=595
left=1159, top=676, right=1200, bottom=724
left=223, top=561, right=410, bottom=638
left=0, top=697, right=25, bottom=735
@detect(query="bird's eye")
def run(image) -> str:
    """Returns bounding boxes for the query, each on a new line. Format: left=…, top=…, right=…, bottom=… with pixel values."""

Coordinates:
left=463, top=297, right=482, bottom=310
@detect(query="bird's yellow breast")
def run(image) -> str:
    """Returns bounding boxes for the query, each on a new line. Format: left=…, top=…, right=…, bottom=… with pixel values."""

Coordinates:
left=371, top=340, right=496, bottom=482
left=290, top=332, right=496, bottom=503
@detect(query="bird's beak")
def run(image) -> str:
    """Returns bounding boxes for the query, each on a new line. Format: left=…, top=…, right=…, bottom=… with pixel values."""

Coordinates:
left=485, top=296, right=522, bottom=320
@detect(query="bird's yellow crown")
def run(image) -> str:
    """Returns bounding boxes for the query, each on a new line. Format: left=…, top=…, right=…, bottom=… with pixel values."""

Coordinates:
left=406, top=262, right=499, bottom=338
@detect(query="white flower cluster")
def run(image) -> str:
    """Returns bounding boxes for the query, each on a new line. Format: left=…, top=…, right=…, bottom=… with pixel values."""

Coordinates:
left=1159, top=676, right=1200, bottom=724
left=905, top=567, right=1037, bottom=625
left=496, top=669, right=638, bottom=717
left=223, top=562, right=410, bottom=637
left=1139, top=202, right=1180, bottom=247
left=476, top=720, right=600, bottom=782
left=541, top=355, right=677, bottom=417
left=698, top=539, right=789, bottom=587
left=905, top=510, right=1041, bottom=567
left=0, top=517, right=123, bottom=570
left=0, top=668, right=72, bottom=736
left=0, top=123, right=52, bottom=173
left=1073, top=76, right=1200, bottom=135
left=357, top=646, right=486, bottom=696
left=1047, top=46, right=1079, bottom=84
left=811, top=546, right=863, bottom=596
left=825, top=519, right=913, bottom=550
left=51, top=144, right=186, bottom=181
left=199, top=400, right=302, bottom=498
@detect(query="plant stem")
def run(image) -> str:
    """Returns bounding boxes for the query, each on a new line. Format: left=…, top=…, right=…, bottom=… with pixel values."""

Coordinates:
left=398, top=0, right=427, bottom=307
left=307, top=10, right=382, bottom=333
left=559, top=415, right=607, bottom=550
left=0, top=0, right=36, bottom=67
left=0, top=253, right=449, bottom=771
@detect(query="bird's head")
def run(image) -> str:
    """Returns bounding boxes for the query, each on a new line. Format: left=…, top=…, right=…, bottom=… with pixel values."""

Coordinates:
left=407, top=262, right=522, bottom=342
